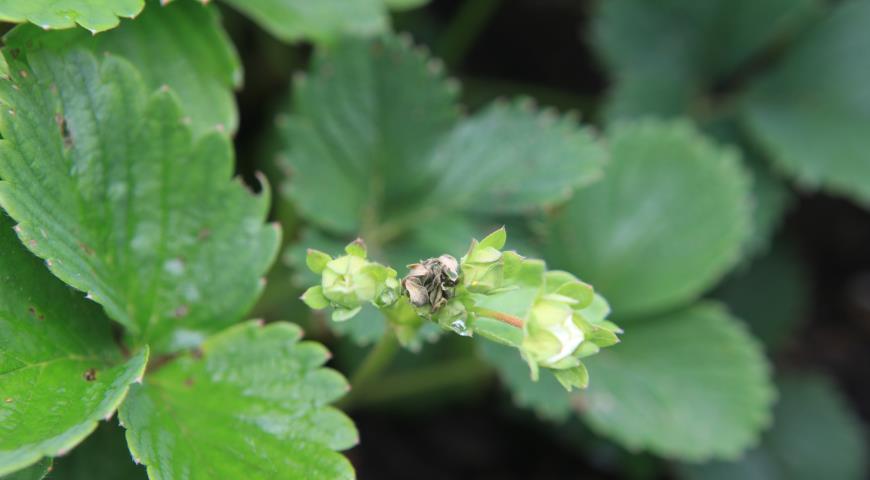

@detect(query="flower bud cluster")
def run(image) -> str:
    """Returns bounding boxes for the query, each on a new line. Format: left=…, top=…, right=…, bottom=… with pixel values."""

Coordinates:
left=301, top=239, right=399, bottom=321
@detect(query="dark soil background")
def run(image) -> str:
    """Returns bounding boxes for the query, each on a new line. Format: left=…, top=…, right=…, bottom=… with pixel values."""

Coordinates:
left=223, top=1, right=870, bottom=478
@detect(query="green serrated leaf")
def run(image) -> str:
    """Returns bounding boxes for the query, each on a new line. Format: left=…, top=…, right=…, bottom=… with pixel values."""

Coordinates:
left=51, top=422, right=147, bottom=480
left=477, top=340, right=573, bottom=421
left=546, top=119, right=751, bottom=318
left=0, top=458, right=51, bottom=480
left=742, top=0, right=870, bottom=205
left=678, top=374, right=867, bottom=480
left=704, top=118, right=793, bottom=262
left=279, top=34, right=459, bottom=235
left=420, top=100, right=606, bottom=216
left=280, top=35, right=604, bottom=237
left=582, top=303, right=774, bottom=461
left=0, top=216, right=148, bottom=476
left=592, top=0, right=820, bottom=122
left=0, top=46, right=279, bottom=353
left=0, top=0, right=143, bottom=33
left=4, top=0, right=241, bottom=137
left=120, top=322, right=357, bottom=479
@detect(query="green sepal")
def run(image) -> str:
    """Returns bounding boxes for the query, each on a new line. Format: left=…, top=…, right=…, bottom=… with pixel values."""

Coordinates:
left=478, top=226, right=507, bottom=250
left=332, top=306, right=362, bottom=322
left=306, top=248, right=332, bottom=274
left=503, top=252, right=545, bottom=287
left=586, top=326, right=621, bottom=348
left=574, top=341, right=601, bottom=358
left=553, top=363, right=589, bottom=391
left=579, top=294, right=611, bottom=324
left=344, top=238, right=367, bottom=258
left=300, top=285, right=329, bottom=310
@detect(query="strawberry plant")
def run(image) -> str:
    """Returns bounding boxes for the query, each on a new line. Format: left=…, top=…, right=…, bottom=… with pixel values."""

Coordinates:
left=1, top=1, right=868, bottom=479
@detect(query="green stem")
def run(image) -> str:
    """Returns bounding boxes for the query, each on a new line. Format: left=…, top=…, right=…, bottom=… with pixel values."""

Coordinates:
left=472, top=307, right=524, bottom=328
left=348, top=357, right=493, bottom=409
left=337, top=331, right=400, bottom=409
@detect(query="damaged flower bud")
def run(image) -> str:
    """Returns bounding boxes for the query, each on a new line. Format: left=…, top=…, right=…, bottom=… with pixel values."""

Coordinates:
left=402, top=254, right=460, bottom=312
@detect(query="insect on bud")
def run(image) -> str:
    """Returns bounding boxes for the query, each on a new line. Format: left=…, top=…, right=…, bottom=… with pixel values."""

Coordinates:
left=402, top=254, right=460, bottom=312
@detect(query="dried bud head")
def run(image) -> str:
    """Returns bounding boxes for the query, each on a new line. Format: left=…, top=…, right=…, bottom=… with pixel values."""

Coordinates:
left=401, top=254, right=460, bottom=311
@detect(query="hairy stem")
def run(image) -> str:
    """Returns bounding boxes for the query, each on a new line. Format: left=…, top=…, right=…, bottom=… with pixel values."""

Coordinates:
left=472, top=307, right=524, bottom=328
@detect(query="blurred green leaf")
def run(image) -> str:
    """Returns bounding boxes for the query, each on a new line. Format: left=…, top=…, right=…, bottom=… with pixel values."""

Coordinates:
left=704, top=117, right=793, bottom=261
left=0, top=216, right=147, bottom=476
left=582, top=303, right=774, bottom=461
left=714, top=244, right=809, bottom=351
left=51, top=422, right=147, bottom=480
left=214, top=0, right=427, bottom=44
left=281, top=37, right=602, bottom=229
left=546, top=119, right=751, bottom=318
left=120, top=322, right=357, bottom=479
left=418, top=100, right=605, bottom=217
left=0, top=45, right=279, bottom=353
left=279, top=35, right=605, bottom=237
left=592, top=0, right=820, bottom=121
left=0, top=458, right=51, bottom=480
left=679, top=374, right=867, bottom=480
left=5, top=0, right=241, bottom=137
left=742, top=0, right=870, bottom=205
left=279, top=34, right=459, bottom=235
left=737, top=155, right=792, bottom=260
left=0, top=0, right=142, bottom=33
left=477, top=340, right=573, bottom=421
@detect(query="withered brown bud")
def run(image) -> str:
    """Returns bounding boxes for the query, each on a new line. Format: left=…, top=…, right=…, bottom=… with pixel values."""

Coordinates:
left=402, top=254, right=460, bottom=311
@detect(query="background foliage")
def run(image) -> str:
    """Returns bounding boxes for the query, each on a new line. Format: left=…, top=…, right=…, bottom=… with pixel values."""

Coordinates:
left=1, top=0, right=868, bottom=479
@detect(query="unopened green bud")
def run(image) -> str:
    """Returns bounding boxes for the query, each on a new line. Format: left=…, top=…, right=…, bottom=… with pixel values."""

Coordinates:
left=522, top=299, right=585, bottom=370
left=320, top=252, right=400, bottom=319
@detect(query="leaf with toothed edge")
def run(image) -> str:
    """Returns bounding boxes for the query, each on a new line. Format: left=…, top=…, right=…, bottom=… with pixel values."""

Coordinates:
left=591, top=0, right=821, bottom=123
left=742, top=0, right=870, bottom=206
left=120, top=321, right=357, bottom=480
left=0, top=214, right=148, bottom=477
left=546, top=119, right=751, bottom=319
left=677, top=373, right=867, bottom=480
left=0, top=0, right=143, bottom=33
left=582, top=303, right=774, bottom=461
left=279, top=34, right=460, bottom=236
left=0, top=45, right=280, bottom=354
left=3, top=0, right=243, bottom=137
left=279, top=35, right=606, bottom=237
left=420, top=99, right=606, bottom=217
